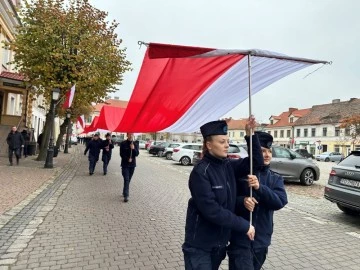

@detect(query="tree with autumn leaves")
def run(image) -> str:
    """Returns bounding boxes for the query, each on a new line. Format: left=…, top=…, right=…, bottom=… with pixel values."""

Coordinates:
left=340, top=115, right=360, bottom=150
left=9, top=0, right=131, bottom=160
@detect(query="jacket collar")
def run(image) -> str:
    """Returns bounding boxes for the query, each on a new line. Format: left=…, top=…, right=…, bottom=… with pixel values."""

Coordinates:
left=203, top=152, right=227, bottom=165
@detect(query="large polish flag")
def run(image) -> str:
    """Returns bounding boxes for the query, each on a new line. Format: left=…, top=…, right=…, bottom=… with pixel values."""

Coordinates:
left=96, top=105, right=126, bottom=132
left=62, top=84, right=76, bottom=109
left=115, top=43, right=328, bottom=133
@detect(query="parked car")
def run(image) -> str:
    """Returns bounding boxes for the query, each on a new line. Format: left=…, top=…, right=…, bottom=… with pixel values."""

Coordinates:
left=149, top=142, right=171, bottom=156
left=138, top=140, right=146, bottom=149
left=316, top=152, right=344, bottom=162
left=147, top=141, right=165, bottom=153
left=227, top=144, right=248, bottom=159
left=145, top=140, right=152, bottom=150
left=111, top=135, right=124, bottom=146
left=270, top=146, right=320, bottom=186
left=192, top=150, right=202, bottom=165
left=164, top=143, right=184, bottom=160
left=172, top=143, right=203, bottom=165
left=324, top=151, right=360, bottom=215
left=293, top=148, right=314, bottom=159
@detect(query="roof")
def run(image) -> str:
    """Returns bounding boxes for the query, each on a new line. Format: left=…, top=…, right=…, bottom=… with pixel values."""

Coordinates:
left=295, top=98, right=360, bottom=125
left=267, top=108, right=311, bottom=128
left=93, top=99, right=128, bottom=112
left=227, top=119, right=249, bottom=130
left=0, top=71, right=26, bottom=81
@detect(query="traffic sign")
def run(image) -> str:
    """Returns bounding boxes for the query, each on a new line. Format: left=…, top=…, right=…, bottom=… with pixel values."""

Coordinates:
left=317, top=145, right=322, bottom=150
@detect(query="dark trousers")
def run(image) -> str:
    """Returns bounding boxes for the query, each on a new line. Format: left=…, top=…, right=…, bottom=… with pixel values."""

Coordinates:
left=102, top=154, right=111, bottom=174
left=228, top=246, right=268, bottom=270
left=23, top=142, right=28, bottom=157
left=8, top=147, right=21, bottom=164
left=88, top=154, right=98, bottom=173
left=122, top=167, right=135, bottom=197
left=183, top=245, right=226, bottom=270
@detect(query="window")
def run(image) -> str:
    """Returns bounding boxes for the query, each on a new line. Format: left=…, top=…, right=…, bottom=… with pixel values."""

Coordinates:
left=286, top=130, right=291, bottom=138
left=270, top=120, right=273, bottom=125
left=290, top=117, right=294, bottom=123
left=345, top=128, right=350, bottom=136
left=304, top=129, right=308, bottom=137
left=273, top=147, right=291, bottom=158
left=240, top=132, right=244, bottom=137
left=334, top=145, right=340, bottom=152
left=274, top=131, right=278, bottom=138
left=280, top=130, right=284, bottom=138
left=335, top=127, right=340, bottom=136
left=2, top=38, right=11, bottom=68
left=311, top=128, right=316, bottom=137
left=86, top=116, right=92, bottom=123
left=296, top=129, right=300, bottom=137
left=323, top=127, right=327, bottom=137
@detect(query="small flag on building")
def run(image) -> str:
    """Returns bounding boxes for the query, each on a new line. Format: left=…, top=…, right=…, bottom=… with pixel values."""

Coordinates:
left=63, top=84, right=76, bottom=109
left=77, top=115, right=85, bottom=129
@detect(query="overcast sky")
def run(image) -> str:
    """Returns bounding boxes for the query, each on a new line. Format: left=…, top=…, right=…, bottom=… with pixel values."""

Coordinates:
left=90, top=0, right=359, bottom=123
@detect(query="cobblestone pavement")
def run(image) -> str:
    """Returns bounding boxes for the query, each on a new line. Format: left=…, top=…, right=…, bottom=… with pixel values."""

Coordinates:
left=0, top=148, right=359, bottom=269
left=0, top=149, right=72, bottom=215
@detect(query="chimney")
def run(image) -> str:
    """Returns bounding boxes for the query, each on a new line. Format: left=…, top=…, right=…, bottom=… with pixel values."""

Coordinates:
left=349, top=98, right=357, bottom=102
left=332, top=99, right=340, bottom=103
left=288, top=108, right=298, bottom=114
left=114, top=96, right=120, bottom=100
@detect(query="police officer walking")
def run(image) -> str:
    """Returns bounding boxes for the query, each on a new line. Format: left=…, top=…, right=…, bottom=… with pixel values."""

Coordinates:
left=84, top=133, right=102, bottom=175
left=182, top=118, right=264, bottom=270
left=6, top=126, right=25, bottom=166
left=120, top=133, right=139, bottom=202
left=101, top=133, right=114, bottom=175
left=228, top=131, right=288, bottom=270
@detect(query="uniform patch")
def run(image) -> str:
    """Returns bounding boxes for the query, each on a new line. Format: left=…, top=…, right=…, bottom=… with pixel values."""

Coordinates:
left=212, top=185, right=224, bottom=189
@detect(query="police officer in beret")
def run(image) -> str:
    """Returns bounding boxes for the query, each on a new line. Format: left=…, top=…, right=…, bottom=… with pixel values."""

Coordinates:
left=228, top=131, right=288, bottom=270
left=84, top=133, right=102, bottom=175
left=182, top=117, right=264, bottom=270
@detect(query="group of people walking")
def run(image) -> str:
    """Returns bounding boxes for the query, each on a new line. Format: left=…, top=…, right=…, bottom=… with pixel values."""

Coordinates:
left=183, top=118, right=288, bottom=270
left=83, top=132, right=139, bottom=203
left=6, top=126, right=30, bottom=166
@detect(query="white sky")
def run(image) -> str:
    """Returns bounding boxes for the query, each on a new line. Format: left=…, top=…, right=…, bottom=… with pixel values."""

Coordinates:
left=90, top=0, right=360, bottom=123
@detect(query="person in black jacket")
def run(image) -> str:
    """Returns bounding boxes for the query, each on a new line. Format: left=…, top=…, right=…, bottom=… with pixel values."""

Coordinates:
left=228, top=131, right=288, bottom=270
left=101, top=133, right=114, bottom=175
left=21, top=129, right=30, bottom=158
left=120, top=133, right=139, bottom=202
left=182, top=118, right=263, bottom=270
left=84, top=133, right=102, bottom=175
left=6, top=126, right=25, bottom=166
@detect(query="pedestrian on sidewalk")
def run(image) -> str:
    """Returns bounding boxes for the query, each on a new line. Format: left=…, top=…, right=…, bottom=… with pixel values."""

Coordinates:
left=228, top=131, right=288, bottom=270
left=182, top=117, right=264, bottom=270
left=6, top=126, right=25, bottom=166
left=21, top=129, right=30, bottom=158
left=84, top=133, right=102, bottom=175
left=120, top=133, right=139, bottom=202
left=101, top=132, right=114, bottom=175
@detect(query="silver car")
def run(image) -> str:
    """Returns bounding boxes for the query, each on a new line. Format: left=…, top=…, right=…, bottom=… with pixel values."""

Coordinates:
left=270, top=146, right=320, bottom=186
left=315, top=152, right=344, bottom=162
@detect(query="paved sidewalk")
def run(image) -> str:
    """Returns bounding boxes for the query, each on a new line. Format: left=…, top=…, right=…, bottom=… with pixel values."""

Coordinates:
left=0, top=148, right=359, bottom=270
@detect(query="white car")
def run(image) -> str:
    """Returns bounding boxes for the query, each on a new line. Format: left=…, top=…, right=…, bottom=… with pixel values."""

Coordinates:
left=164, top=143, right=185, bottom=160
left=172, top=143, right=203, bottom=165
left=137, top=140, right=146, bottom=149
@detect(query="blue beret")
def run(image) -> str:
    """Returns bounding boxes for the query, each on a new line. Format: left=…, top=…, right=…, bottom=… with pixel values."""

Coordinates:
left=255, top=131, right=273, bottom=149
left=200, top=120, right=228, bottom=138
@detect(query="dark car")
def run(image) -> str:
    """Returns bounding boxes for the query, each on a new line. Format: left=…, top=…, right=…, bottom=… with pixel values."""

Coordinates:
left=294, top=148, right=314, bottom=159
left=148, top=142, right=170, bottom=156
left=324, top=151, right=360, bottom=215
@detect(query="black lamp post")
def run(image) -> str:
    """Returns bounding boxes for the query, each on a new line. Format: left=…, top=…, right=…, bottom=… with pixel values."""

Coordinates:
left=44, top=88, right=60, bottom=168
left=64, top=112, right=71, bottom=153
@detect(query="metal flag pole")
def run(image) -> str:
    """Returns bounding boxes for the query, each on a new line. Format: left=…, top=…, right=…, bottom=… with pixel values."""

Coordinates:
left=248, top=54, right=253, bottom=225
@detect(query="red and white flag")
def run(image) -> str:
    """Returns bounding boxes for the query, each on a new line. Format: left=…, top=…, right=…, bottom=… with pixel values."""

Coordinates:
left=63, top=84, right=76, bottom=109
left=76, top=115, right=85, bottom=129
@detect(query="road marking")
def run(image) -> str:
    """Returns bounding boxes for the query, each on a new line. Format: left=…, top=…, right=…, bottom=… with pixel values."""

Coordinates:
left=345, top=232, right=360, bottom=239
left=303, top=216, right=327, bottom=224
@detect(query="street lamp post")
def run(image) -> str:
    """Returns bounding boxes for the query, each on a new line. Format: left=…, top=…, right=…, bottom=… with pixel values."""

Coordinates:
left=44, top=88, right=60, bottom=168
left=64, top=112, right=71, bottom=153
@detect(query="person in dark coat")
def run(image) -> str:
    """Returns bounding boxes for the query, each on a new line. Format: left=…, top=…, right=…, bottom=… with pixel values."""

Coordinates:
left=84, top=133, right=102, bottom=175
left=120, top=133, right=139, bottom=202
left=228, top=131, right=288, bottom=270
left=6, top=126, right=25, bottom=166
left=21, top=129, right=30, bottom=158
left=101, top=133, right=114, bottom=175
left=182, top=118, right=264, bottom=270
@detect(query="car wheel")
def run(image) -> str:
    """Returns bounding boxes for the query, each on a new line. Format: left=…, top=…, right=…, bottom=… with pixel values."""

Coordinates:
left=300, top=168, right=315, bottom=186
left=325, top=157, right=330, bottom=162
left=157, top=150, right=163, bottom=157
left=180, top=156, right=191, bottom=166
left=337, top=204, right=360, bottom=216
left=165, top=152, right=172, bottom=160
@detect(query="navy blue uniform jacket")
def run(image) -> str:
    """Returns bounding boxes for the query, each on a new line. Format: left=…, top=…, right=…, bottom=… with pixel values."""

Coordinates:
left=84, top=139, right=103, bottom=160
left=101, top=139, right=114, bottom=158
left=231, top=165, right=288, bottom=250
left=183, top=135, right=263, bottom=251
left=120, top=140, right=139, bottom=167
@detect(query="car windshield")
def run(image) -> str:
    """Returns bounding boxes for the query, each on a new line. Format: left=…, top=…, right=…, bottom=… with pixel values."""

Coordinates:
left=287, top=149, right=303, bottom=158
left=228, top=145, right=240, bottom=153
left=338, top=152, right=360, bottom=167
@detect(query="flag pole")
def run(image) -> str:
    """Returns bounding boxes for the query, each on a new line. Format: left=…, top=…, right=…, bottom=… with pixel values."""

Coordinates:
left=248, top=54, right=253, bottom=225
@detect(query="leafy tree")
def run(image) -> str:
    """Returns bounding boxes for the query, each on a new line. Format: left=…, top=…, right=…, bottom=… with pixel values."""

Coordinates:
left=9, top=0, right=131, bottom=160
left=340, top=115, right=360, bottom=150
